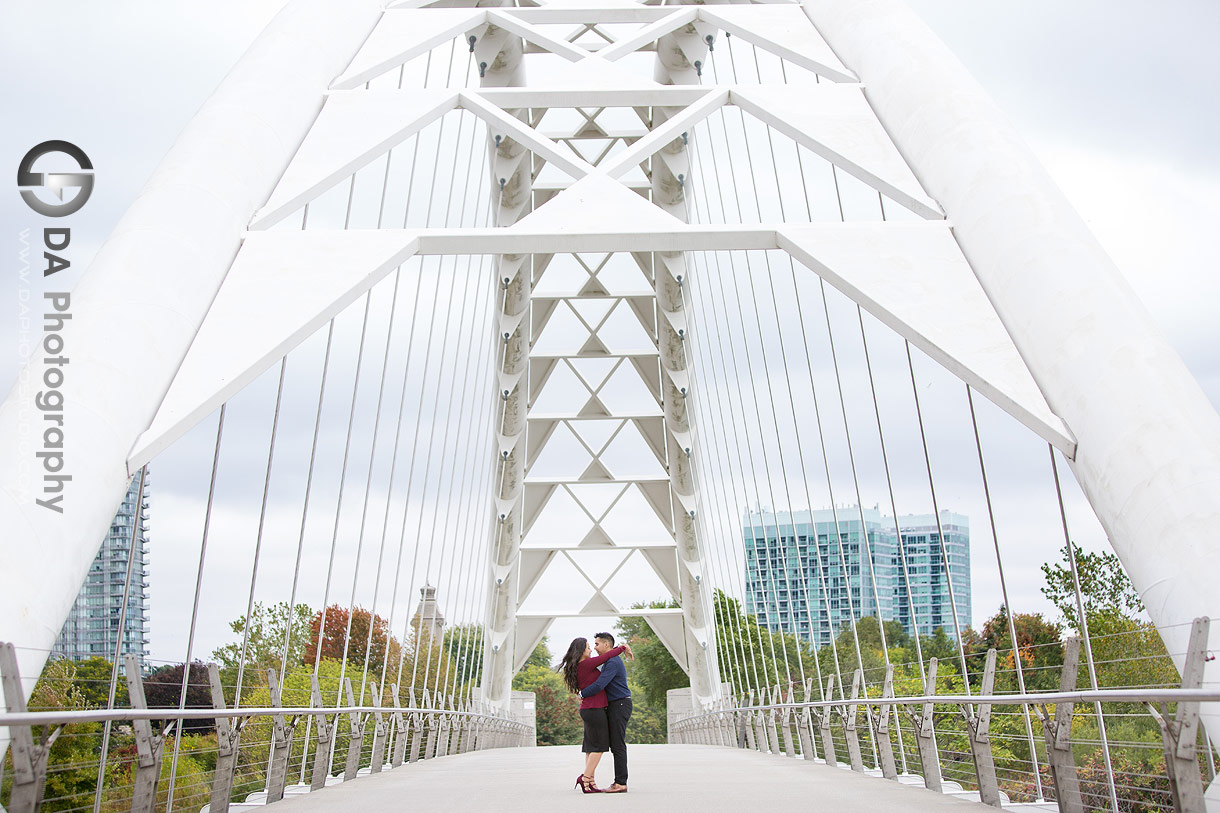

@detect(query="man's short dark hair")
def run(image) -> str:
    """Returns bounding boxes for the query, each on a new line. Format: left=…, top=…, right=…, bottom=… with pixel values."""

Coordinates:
left=594, top=632, right=615, bottom=646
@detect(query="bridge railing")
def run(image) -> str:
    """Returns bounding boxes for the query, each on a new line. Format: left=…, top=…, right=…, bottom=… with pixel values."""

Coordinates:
left=0, top=646, right=532, bottom=813
left=672, top=620, right=1217, bottom=813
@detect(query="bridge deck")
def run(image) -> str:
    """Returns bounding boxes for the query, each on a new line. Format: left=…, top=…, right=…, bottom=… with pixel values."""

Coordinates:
left=256, top=745, right=1001, bottom=812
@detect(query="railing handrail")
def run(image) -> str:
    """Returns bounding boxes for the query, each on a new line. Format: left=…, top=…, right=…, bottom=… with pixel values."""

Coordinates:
left=0, top=705, right=534, bottom=728
left=673, top=686, right=1220, bottom=725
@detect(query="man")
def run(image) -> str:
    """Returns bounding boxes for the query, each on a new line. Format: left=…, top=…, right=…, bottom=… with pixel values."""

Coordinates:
left=579, top=632, right=632, bottom=793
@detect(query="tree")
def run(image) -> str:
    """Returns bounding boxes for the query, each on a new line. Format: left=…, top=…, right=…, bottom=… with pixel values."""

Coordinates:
left=14, top=659, right=103, bottom=812
left=512, top=648, right=582, bottom=746
left=68, top=656, right=128, bottom=709
left=616, top=601, right=687, bottom=709
left=211, top=601, right=314, bottom=676
left=142, top=661, right=214, bottom=733
left=304, top=604, right=401, bottom=677
left=965, top=605, right=1064, bottom=691
left=1040, top=542, right=1144, bottom=630
left=441, top=622, right=484, bottom=690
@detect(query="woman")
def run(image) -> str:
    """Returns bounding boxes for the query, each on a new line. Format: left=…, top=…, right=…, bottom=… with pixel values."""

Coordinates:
left=558, top=636, right=632, bottom=793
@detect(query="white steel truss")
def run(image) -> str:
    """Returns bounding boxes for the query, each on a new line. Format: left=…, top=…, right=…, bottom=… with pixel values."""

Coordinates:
left=2, top=0, right=1218, bottom=755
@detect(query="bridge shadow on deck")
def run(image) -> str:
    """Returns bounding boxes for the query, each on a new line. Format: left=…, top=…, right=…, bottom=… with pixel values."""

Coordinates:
left=257, top=745, right=998, bottom=812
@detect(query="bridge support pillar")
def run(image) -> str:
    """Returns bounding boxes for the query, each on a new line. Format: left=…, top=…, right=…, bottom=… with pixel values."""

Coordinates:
left=1038, top=638, right=1084, bottom=813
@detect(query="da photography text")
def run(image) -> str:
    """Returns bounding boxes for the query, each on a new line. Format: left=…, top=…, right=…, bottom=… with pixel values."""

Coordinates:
left=16, top=140, right=95, bottom=513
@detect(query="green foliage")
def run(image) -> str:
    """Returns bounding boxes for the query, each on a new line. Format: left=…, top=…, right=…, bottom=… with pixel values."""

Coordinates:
left=616, top=601, right=686, bottom=708
left=68, top=656, right=128, bottom=708
left=963, top=605, right=1065, bottom=692
left=623, top=671, right=667, bottom=744
left=1041, top=542, right=1144, bottom=630
left=441, top=622, right=484, bottom=688
left=521, top=637, right=554, bottom=670
left=512, top=661, right=581, bottom=746
left=211, top=601, right=315, bottom=675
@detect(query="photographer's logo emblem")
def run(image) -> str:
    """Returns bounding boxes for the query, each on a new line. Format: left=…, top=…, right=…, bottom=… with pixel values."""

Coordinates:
left=17, top=140, right=94, bottom=217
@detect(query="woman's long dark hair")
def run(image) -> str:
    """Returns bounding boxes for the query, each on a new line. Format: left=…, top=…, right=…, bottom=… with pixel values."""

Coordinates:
left=558, top=637, right=587, bottom=694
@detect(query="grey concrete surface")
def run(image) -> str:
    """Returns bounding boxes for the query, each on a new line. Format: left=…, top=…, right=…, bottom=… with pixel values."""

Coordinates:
left=257, top=745, right=998, bottom=813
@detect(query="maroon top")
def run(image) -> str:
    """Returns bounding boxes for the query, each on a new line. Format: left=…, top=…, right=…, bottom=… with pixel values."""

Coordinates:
left=577, top=646, right=625, bottom=709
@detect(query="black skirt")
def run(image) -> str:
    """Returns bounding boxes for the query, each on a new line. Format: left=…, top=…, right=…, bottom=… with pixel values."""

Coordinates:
left=580, top=707, right=610, bottom=753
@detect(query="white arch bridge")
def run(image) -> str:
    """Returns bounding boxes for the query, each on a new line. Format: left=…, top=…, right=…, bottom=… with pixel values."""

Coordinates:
left=2, top=0, right=1219, bottom=811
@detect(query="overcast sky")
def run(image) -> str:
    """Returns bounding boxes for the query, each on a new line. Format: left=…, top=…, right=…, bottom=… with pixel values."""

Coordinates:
left=2, top=0, right=1216, bottom=671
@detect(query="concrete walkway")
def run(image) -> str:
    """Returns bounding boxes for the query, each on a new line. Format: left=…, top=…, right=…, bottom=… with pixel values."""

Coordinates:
left=261, top=745, right=997, bottom=813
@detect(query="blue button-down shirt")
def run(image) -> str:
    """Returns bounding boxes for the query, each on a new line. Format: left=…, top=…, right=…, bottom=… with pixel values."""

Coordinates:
left=579, top=653, right=631, bottom=702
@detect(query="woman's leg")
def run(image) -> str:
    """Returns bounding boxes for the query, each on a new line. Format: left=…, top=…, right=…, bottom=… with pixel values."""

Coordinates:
left=584, top=751, right=602, bottom=779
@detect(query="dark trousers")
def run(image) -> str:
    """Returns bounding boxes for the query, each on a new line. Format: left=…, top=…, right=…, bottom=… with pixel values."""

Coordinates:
left=607, top=697, right=633, bottom=786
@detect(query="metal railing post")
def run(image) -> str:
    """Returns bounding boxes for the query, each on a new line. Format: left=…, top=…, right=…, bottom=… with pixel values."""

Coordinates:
left=818, top=674, right=838, bottom=767
left=0, top=642, right=58, bottom=813
left=907, top=657, right=943, bottom=792
left=342, top=678, right=365, bottom=780
left=409, top=688, right=424, bottom=761
left=1150, top=617, right=1210, bottom=813
left=206, top=663, right=240, bottom=812
left=125, top=654, right=173, bottom=813
left=765, top=686, right=782, bottom=755
left=963, top=649, right=1001, bottom=807
left=368, top=683, right=388, bottom=773
left=309, top=675, right=334, bottom=790
left=1038, top=637, right=1084, bottom=813
left=797, top=678, right=816, bottom=760
left=842, top=668, right=865, bottom=772
left=780, top=686, right=797, bottom=758
left=389, top=684, right=407, bottom=767
left=265, top=668, right=296, bottom=802
left=870, top=663, right=898, bottom=780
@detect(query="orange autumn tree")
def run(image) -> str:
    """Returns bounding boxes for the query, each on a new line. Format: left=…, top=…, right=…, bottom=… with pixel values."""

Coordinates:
left=305, top=604, right=402, bottom=677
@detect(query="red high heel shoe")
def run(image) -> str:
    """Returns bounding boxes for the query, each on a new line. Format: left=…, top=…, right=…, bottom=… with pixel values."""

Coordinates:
left=574, top=774, right=603, bottom=793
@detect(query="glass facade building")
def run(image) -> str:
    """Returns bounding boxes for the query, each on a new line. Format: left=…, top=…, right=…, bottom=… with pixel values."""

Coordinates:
left=743, top=506, right=969, bottom=646
left=51, top=473, right=149, bottom=666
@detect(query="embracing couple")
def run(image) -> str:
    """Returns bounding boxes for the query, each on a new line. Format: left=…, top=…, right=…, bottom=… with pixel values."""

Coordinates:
left=559, top=632, right=634, bottom=794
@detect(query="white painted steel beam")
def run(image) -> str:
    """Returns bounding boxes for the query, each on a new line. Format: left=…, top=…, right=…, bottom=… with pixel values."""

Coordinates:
left=0, top=0, right=387, bottom=762
left=805, top=0, right=1220, bottom=749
